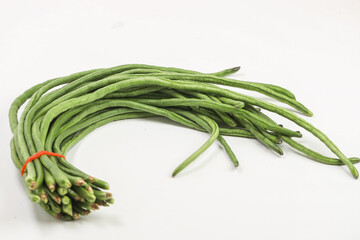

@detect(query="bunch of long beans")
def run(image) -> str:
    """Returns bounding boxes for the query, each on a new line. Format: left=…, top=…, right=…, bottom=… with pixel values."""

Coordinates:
left=9, top=64, right=359, bottom=220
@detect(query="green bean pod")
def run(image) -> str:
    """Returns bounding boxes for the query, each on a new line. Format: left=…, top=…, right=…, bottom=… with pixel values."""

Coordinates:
left=9, top=64, right=358, bottom=221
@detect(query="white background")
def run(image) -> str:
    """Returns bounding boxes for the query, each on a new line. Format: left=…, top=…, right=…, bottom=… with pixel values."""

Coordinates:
left=1, top=0, right=360, bottom=239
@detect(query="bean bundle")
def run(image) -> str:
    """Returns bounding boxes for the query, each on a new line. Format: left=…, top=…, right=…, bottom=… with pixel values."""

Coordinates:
left=9, top=64, right=359, bottom=220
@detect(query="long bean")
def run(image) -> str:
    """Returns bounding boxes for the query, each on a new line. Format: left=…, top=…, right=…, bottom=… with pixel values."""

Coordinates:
left=9, top=64, right=358, bottom=220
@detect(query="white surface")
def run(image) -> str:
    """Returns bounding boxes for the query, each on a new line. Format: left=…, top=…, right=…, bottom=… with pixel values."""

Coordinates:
left=1, top=0, right=360, bottom=239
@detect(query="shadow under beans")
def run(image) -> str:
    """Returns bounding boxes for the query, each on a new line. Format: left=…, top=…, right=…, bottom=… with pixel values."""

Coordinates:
left=33, top=201, right=123, bottom=227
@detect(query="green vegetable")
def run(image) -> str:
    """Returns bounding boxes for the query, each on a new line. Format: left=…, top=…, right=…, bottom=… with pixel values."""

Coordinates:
left=9, top=64, right=358, bottom=220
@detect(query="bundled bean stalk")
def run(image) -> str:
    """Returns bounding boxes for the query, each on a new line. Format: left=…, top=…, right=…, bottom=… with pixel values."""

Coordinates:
left=9, top=64, right=359, bottom=220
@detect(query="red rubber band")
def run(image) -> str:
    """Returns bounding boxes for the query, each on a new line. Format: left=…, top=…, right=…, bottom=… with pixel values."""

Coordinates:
left=21, top=151, right=66, bottom=176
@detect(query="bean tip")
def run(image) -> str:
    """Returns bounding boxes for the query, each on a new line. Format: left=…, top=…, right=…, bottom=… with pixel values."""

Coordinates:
left=31, top=195, right=41, bottom=203
left=75, top=178, right=85, bottom=186
left=352, top=168, right=359, bottom=179
left=40, top=193, right=48, bottom=203
left=82, top=210, right=90, bottom=216
left=91, top=203, right=99, bottom=210
left=88, top=176, right=96, bottom=183
left=25, top=176, right=35, bottom=185
left=55, top=196, right=61, bottom=204
left=73, top=212, right=80, bottom=220
left=86, top=185, right=93, bottom=192
left=60, top=181, right=72, bottom=189
left=83, top=210, right=90, bottom=216
left=29, top=181, right=38, bottom=190
left=231, top=66, right=241, bottom=72
left=75, top=196, right=82, bottom=201
left=106, top=192, right=112, bottom=199
left=349, top=157, right=360, bottom=164
left=296, top=131, right=302, bottom=138
left=49, top=184, right=56, bottom=192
